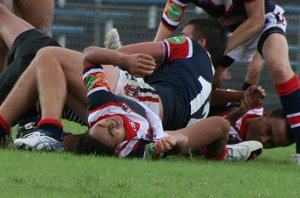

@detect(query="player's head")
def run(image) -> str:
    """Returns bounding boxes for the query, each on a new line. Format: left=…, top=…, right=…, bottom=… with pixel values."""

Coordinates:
left=181, top=17, right=228, bottom=66
left=74, top=116, right=126, bottom=156
left=246, top=108, right=294, bottom=148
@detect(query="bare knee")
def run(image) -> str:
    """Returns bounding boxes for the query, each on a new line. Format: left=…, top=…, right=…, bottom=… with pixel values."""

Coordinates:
left=210, top=116, right=230, bottom=137
left=267, top=60, right=294, bottom=82
left=35, top=47, right=59, bottom=65
left=33, top=47, right=65, bottom=75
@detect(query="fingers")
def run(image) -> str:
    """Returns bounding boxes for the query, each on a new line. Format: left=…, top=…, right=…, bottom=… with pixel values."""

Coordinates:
left=128, top=54, right=157, bottom=77
left=247, top=85, right=266, bottom=98
left=137, top=54, right=156, bottom=70
left=153, top=138, right=176, bottom=153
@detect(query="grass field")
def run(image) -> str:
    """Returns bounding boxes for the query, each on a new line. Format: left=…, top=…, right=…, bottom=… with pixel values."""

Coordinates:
left=1, top=121, right=300, bottom=197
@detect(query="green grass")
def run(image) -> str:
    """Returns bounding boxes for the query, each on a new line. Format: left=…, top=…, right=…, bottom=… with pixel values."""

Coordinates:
left=1, top=121, right=300, bottom=197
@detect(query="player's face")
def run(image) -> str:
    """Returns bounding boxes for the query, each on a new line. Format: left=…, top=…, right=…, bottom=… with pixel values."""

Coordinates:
left=90, top=116, right=126, bottom=150
left=181, top=24, right=194, bottom=39
left=246, top=117, right=289, bottom=149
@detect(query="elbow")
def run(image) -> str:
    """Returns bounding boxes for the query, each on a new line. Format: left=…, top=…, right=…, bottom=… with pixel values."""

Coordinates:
left=82, top=46, right=95, bottom=67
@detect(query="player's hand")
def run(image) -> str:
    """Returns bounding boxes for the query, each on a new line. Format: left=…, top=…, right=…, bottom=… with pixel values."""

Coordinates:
left=240, top=85, right=266, bottom=113
left=246, top=85, right=266, bottom=105
left=153, top=136, right=176, bottom=154
left=125, top=54, right=156, bottom=77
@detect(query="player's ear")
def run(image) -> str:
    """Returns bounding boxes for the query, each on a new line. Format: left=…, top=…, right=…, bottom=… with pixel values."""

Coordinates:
left=198, top=38, right=207, bottom=49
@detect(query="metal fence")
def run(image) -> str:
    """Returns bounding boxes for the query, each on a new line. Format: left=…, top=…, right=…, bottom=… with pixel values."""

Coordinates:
left=52, top=1, right=300, bottom=110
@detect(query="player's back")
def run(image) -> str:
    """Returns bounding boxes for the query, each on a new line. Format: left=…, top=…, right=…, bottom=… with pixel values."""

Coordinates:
left=145, top=37, right=214, bottom=130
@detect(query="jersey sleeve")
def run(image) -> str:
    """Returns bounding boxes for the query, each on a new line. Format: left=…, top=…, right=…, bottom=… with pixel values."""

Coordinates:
left=161, top=0, right=188, bottom=30
left=82, top=65, right=110, bottom=97
left=82, top=65, right=116, bottom=125
left=160, top=36, right=193, bottom=62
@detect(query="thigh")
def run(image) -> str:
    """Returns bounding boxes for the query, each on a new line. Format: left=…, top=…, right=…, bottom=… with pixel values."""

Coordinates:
left=44, top=47, right=87, bottom=105
left=13, top=0, right=54, bottom=35
left=0, top=4, right=33, bottom=49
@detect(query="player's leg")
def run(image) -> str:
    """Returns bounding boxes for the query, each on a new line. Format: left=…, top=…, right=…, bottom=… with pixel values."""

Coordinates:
left=173, top=116, right=230, bottom=156
left=0, top=0, right=13, bottom=72
left=32, top=46, right=120, bottom=123
left=262, top=33, right=300, bottom=158
left=172, top=116, right=262, bottom=160
left=0, top=5, right=37, bottom=124
left=14, top=47, right=89, bottom=151
left=0, top=3, right=35, bottom=104
left=0, top=58, right=38, bottom=147
left=13, top=0, right=54, bottom=36
left=242, top=52, right=264, bottom=90
left=0, top=3, right=34, bottom=73
left=0, top=3, right=34, bottom=49
left=13, top=47, right=71, bottom=151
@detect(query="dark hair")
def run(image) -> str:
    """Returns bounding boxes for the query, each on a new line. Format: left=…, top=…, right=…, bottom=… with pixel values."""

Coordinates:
left=184, top=17, right=228, bottom=66
left=73, top=131, right=115, bottom=156
left=269, top=107, right=295, bottom=146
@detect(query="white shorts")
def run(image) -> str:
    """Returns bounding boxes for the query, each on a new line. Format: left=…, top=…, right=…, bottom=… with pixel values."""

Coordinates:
left=227, top=5, right=287, bottom=62
left=114, top=69, right=161, bottom=117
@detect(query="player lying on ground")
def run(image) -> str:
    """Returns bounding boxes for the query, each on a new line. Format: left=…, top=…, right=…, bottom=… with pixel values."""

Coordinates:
left=64, top=85, right=293, bottom=151
left=63, top=63, right=265, bottom=160
left=210, top=87, right=294, bottom=149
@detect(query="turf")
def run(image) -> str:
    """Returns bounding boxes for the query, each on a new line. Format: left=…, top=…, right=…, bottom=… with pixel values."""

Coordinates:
left=1, top=121, right=299, bottom=197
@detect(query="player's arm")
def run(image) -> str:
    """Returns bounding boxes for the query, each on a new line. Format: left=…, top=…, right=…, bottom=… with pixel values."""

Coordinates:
left=225, top=85, right=265, bottom=125
left=117, top=41, right=164, bottom=62
left=118, top=36, right=193, bottom=64
left=83, top=46, right=156, bottom=77
left=153, top=0, right=188, bottom=41
left=211, top=88, right=244, bottom=107
left=225, top=0, right=264, bottom=54
left=153, top=132, right=188, bottom=156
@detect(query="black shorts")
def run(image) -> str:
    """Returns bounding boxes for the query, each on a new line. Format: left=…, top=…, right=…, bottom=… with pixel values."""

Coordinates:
left=0, top=29, right=61, bottom=103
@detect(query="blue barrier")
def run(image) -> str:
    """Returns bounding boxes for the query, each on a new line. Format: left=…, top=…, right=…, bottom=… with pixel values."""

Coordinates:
left=54, top=10, right=132, bottom=20
left=52, top=25, right=85, bottom=34
left=284, top=7, right=300, bottom=14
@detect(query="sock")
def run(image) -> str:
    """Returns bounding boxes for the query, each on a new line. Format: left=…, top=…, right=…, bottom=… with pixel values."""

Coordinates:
left=37, top=118, right=64, bottom=142
left=0, top=115, right=10, bottom=135
left=274, top=74, right=300, bottom=153
left=242, top=81, right=252, bottom=90
left=202, top=147, right=228, bottom=160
